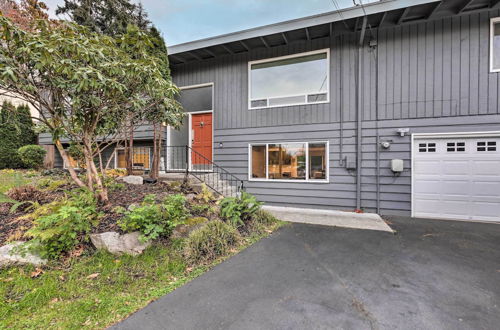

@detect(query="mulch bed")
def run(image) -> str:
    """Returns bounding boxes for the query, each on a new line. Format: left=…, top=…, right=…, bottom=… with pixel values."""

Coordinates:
left=0, top=180, right=200, bottom=246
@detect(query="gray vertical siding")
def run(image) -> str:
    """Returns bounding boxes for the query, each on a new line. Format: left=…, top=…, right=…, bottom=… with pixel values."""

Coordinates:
left=171, top=9, right=500, bottom=215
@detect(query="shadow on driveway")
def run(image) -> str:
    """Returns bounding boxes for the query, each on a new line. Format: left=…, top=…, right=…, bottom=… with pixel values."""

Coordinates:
left=114, top=217, right=500, bottom=330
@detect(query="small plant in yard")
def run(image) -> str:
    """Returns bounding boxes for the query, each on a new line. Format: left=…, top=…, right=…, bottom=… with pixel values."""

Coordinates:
left=119, top=194, right=190, bottom=242
left=24, top=189, right=101, bottom=259
left=17, top=145, right=46, bottom=169
left=220, top=192, right=263, bottom=227
left=183, top=220, right=240, bottom=264
left=36, top=177, right=69, bottom=191
left=6, top=185, right=47, bottom=203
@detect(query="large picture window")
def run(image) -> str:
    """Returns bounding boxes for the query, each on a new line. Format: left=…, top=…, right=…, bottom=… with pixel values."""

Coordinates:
left=249, top=142, right=328, bottom=182
left=491, top=18, right=500, bottom=72
left=248, top=49, right=330, bottom=109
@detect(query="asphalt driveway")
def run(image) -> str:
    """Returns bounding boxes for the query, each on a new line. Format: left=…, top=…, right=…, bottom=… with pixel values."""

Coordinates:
left=114, top=217, right=500, bottom=330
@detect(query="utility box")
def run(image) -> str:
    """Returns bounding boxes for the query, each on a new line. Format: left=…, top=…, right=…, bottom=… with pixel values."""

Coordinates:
left=391, top=159, right=404, bottom=173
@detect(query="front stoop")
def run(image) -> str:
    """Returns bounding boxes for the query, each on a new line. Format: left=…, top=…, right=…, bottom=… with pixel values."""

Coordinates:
left=263, top=205, right=394, bottom=233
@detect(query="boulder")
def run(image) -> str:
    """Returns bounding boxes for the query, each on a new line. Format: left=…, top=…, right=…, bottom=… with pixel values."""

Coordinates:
left=121, top=175, right=143, bottom=185
left=0, top=242, right=47, bottom=267
left=90, top=232, right=150, bottom=256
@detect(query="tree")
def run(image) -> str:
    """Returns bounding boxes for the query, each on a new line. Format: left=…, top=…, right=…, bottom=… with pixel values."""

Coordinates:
left=55, top=0, right=151, bottom=36
left=0, top=17, right=183, bottom=202
left=0, top=0, right=51, bottom=31
left=0, top=101, right=37, bottom=169
left=56, top=0, right=174, bottom=179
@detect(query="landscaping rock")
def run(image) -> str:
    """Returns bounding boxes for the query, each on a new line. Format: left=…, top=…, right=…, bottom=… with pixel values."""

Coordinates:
left=121, top=175, right=143, bottom=185
left=0, top=242, right=47, bottom=267
left=172, top=217, right=209, bottom=238
left=90, top=232, right=150, bottom=256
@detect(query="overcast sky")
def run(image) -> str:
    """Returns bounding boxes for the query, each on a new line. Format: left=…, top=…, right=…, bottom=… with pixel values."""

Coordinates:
left=43, top=0, right=376, bottom=46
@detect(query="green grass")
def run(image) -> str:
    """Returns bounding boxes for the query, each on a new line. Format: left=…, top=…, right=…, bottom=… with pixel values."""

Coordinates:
left=0, top=170, right=30, bottom=202
left=0, top=221, right=285, bottom=329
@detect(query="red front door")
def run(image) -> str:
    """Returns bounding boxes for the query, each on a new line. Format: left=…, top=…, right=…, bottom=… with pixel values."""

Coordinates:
left=191, top=113, right=213, bottom=165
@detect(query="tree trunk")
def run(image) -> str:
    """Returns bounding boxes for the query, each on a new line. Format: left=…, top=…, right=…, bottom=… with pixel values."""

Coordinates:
left=54, top=140, right=86, bottom=188
left=150, top=123, right=159, bottom=179
left=83, top=139, right=108, bottom=204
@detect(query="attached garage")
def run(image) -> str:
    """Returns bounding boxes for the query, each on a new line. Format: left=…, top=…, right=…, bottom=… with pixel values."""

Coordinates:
left=412, top=132, right=500, bottom=222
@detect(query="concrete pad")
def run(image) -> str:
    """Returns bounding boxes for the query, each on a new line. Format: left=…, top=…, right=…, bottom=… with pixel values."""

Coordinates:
left=263, top=205, right=394, bottom=233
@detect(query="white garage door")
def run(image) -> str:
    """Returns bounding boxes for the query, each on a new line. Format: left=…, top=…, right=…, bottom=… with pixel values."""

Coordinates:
left=412, top=134, right=500, bottom=222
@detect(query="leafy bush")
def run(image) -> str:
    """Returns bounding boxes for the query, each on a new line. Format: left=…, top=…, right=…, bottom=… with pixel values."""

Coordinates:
left=25, top=189, right=101, bottom=259
left=0, top=102, right=37, bottom=169
left=105, top=168, right=127, bottom=177
left=119, top=194, right=189, bottom=242
left=197, top=184, right=214, bottom=203
left=220, top=192, right=262, bottom=227
left=18, top=145, right=46, bottom=169
left=183, top=220, right=240, bottom=264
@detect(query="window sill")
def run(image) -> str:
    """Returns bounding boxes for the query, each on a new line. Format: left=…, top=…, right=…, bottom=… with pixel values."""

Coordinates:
left=248, top=178, right=330, bottom=184
left=249, top=100, right=330, bottom=110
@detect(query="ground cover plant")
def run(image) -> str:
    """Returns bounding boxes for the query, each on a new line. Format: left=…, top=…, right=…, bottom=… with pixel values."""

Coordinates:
left=0, top=170, right=284, bottom=329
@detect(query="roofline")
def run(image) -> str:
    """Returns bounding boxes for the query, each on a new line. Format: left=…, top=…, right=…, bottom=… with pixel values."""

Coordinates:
left=168, top=0, right=439, bottom=55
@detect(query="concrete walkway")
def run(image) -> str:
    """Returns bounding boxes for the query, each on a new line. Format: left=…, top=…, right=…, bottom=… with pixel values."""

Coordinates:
left=114, top=216, right=500, bottom=330
left=263, top=205, right=394, bottom=233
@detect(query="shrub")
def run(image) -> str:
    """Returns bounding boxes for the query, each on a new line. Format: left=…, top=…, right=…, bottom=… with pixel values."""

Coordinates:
left=24, top=189, right=101, bottom=259
left=118, top=194, right=189, bottom=242
left=36, top=178, right=68, bottom=191
left=220, top=192, right=262, bottom=227
left=183, top=220, right=240, bottom=264
left=0, top=102, right=36, bottom=169
left=18, top=145, right=46, bottom=169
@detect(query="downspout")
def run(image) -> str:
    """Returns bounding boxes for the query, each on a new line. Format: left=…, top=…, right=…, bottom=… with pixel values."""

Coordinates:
left=374, top=37, right=380, bottom=214
left=339, top=35, right=345, bottom=166
left=356, top=16, right=367, bottom=210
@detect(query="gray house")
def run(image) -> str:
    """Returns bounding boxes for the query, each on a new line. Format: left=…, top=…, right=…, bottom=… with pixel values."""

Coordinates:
left=40, top=0, right=500, bottom=223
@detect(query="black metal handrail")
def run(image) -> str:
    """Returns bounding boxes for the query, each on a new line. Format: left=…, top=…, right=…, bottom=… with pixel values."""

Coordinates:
left=164, top=145, right=244, bottom=198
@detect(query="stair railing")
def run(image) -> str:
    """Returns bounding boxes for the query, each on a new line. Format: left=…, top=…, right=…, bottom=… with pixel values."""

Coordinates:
left=164, top=145, right=244, bottom=198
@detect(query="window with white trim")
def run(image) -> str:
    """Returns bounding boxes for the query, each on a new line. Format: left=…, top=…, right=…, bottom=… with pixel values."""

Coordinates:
left=248, top=49, right=330, bottom=109
left=491, top=18, right=500, bottom=72
left=249, top=142, right=328, bottom=181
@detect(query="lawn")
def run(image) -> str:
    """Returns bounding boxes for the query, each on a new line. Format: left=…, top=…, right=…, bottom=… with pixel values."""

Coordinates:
left=0, top=170, right=30, bottom=202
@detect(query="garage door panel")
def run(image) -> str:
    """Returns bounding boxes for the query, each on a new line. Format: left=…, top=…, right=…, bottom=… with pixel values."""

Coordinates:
left=470, top=181, right=500, bottom=196
left=471, top=202, right=500, bottom=220
left=472, top=160, right=500, bottom=175
left=413, top=135, right=500, bottom=223
left=441, top=160, right=470, bottom=174
left=413, top=160, right=441, bottom=174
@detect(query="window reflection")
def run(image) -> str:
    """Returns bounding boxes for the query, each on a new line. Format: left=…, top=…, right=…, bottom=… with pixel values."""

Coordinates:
left=251, top=145, right=266, bottom=178
left=309, top=143, right=326, bottom=180
left=268, top=143, right=306, bottom=180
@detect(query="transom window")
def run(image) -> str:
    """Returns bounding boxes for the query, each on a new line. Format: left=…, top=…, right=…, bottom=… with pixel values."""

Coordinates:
left=477, top=141, right=497, bottom=152
left=418, top=143, right=436, bottom=152
left=248, top=49, right=330, bottom=109
left=447, top=142, right=465, bottom=152
left=491, top=18, right=500, bottom=72
left=249, top=142, right=328, bottom=182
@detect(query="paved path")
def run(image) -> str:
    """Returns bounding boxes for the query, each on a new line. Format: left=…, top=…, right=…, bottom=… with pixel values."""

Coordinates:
left=114, top=217, right=500, bottom=330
